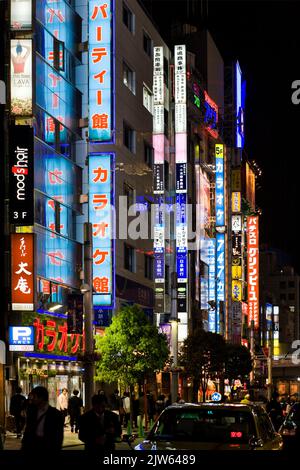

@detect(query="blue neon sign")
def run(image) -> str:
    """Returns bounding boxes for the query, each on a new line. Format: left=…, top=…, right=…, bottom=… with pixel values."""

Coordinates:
left=89, top=154, right=114, bottom=307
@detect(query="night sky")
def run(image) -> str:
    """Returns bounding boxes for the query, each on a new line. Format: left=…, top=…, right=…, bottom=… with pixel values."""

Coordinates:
left=144, top=0, right=300, bottom=271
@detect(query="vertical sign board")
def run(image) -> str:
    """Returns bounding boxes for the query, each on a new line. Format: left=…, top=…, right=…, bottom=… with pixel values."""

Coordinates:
left=10, top=0, right=32, bottom=30
left=89, top=154, right=114, bottom=307
left=216, top=233, right=225, bottom=334
left=215, top=144, right=225, bottom=333
left=11, top=233, right=34, bottom=311
left=207, top=238, right=216, bottom=332
left=9, top=125, right=34, bottom=225
left=247, top=216, right=259, bottom=328
left=175, top=45, right=188, bottom=338
left=89, top=0, right=114, bottom=142
left=153, top=47, right=165, bottom=299
left=236, top=61, right=245, bottom=149
left=10, top=39, right=32, bottom=116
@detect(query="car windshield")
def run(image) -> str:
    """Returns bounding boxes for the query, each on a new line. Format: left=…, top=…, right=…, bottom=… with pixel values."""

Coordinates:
left=150, top=408, right=256, bottom=443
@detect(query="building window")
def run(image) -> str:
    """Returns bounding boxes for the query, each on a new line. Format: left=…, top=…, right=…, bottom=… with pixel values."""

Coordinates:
left=144, top=255, right=153, bottom=280
left=124, top=182, right=135, bottom=210
left=124, top=244, right=136, bottom=272
left=280, top=293, right=286, bottom=301
left=143, top=85, right=153, bottom=113
left=123, top=2, right=134, bottom=33
left=279, top=281, right=286, bottom=289
left=123, top=121, right=136, bottom=153
left=288, top=293, right=295, bottom=300
left=144, top=141, right=153, bottom=167
left=123, top=62, right=136, bottom=94
left=288, top=281, right=295, bottom=288
left=143, top=30, right=152, bottom=57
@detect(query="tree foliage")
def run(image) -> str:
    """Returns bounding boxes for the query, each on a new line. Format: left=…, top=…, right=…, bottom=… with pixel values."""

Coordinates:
left=94, top=304, right=169, bottom=387
left=224, top=344, right=252, bottom=381
left=180, top=328, right=226, bottom=402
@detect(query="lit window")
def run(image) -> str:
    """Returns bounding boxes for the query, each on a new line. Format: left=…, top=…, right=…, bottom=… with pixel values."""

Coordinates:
left=123, top=62, right=136, bottom=94
left=143, top=85, right=153, bottom=113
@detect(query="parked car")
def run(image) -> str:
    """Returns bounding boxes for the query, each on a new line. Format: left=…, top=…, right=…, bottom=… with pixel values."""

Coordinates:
left=134, top=403, right=283, bottom=450
left=279, top=402, right=300, bottom=449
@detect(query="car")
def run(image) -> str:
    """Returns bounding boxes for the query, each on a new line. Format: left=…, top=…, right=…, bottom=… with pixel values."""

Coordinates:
left=134, top=402, right=283, bottom=450
left=279, top=402, right=300, bottom=449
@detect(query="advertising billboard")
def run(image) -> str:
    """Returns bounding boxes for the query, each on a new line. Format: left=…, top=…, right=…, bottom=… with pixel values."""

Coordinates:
left=216, top=233, right=225, bottom=334
left=9, top=125, right=34, bottom=225
left=10, top=39, right=32, bottom=116
left=89, top=154, right=114, bottom=307
left=247, top=216, right=259, bottom=328
left=89, top=0, right=114, bottom=142
left=236, top=61, right=245, bottom=149
left=215, top=144, right=225, bottom=227
left=11, top=233, right=34, bottom=311
left=245, top=162, right=256, bottom=211
left=11, top=0, right=32, bottom=30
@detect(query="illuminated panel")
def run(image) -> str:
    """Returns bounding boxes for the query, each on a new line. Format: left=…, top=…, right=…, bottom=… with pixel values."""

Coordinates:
left=207, top=238, right=216, bottom=332
left=89, top=154, right=114, bottom=307
left=10, top=39, right=32, bottom=116
left=236, top=61, right=245, bottom=149
left=215, top=144, right=225, bottom=227
left=175, top=45, right=188, bottom=339
left=247, top=216, right=259, bottom=328
left=216, top=233, right=225, bottom=333
left=232, top=192, right=241, bottom=213
left=204, top=91, right=218, bottom=139
left=232, top=280, right=242, bottom=302
left=273, top=305, right=279, bottom=356
left=11, top=233, right=34, bottom=311
left=153, top=47, right=165, bottom=291
left=266, top=303, right=272, bottom=331
left=10, top=0, right=32, bottom=30
left=89, top=0, right=114, bottom=142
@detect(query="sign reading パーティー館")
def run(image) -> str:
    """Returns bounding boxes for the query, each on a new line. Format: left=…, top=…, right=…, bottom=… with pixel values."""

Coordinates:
left=11, top=233, right=34, bottom=311
left=89, top=0, right=114, bottom=142
left=9, top=125, right=34, bottom=225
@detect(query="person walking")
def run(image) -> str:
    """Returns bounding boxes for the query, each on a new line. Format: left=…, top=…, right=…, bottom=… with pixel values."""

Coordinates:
left=68, top=390, right=83, bottom=433
left=122, top=392, right=131, bottom=427
left=57, top=388, right=68, bottom=426
left=266, top=392, right=283, bottom=431
left=9, top=386, right=26, bottom=438
left=79, top=394, right=122, bottom=455
left=21, top=386, right=64, bottom=452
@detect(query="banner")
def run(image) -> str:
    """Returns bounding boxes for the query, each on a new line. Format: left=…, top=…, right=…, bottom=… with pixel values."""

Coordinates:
left=10, top=39, right=32, bottom=116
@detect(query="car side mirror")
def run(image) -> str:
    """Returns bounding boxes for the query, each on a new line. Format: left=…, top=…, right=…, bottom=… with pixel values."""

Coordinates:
left=249, top=436, right=264, bottom=449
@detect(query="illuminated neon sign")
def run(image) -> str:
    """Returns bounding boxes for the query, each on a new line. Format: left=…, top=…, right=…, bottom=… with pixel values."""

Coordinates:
left=207, top=238, right=216, bottom=332
left=247, top=216, right=259, bottom=328
left=215, top=144, right=225, bottom=226
left=89, top=154, right=114, bottom=307
left=89, top=0, right=114, bottom=142
left=204, top=91, right=218, bottom=139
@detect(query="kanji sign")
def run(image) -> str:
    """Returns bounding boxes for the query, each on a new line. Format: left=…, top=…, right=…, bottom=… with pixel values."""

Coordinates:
left=89, top=0, right=114, bottom=142
left=89, top=154, right=114, bottom=307
left=247, top=216, right=259, bottom=328
left=11, top=233, right=34, bottom=311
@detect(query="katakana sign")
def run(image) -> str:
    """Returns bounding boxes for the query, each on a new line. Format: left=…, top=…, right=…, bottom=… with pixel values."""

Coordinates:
left=247, top=216, right=259, bottom=328
left=89, top=154, right=114, bottom=307
left=89, top=0, right=114, bottom=142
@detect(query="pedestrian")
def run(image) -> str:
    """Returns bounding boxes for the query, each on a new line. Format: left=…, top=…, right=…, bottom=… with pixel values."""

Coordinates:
left=79, top=394, right=122, bottom=455
left=21, top=386, right=64, bottom=452
left=155, top=394, right=165, bottom=418
left=68, top=390, right=83, bottom=433
left=266, top=392, right=283, bottom=431
left=9, top=386, right=26, bottom=438
left=122, top=391, right=131, bottom=427
left=147, top=392, right=156, bottom=422
left=57, top=387, right=68, bottom=426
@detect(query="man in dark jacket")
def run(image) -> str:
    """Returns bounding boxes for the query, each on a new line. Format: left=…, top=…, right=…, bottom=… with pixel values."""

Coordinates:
left=79, top=394, right=121, bottom=455
left=68, top=390, right=83, bottom=433
left=10, top=386, right=26, bottom=438
left=22, top=386, right=64, bottom=452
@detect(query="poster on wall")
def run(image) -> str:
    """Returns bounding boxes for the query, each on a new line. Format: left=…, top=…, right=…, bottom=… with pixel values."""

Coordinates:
left=10, top=0, right=32, bottom=30
left=10, top=39, right=32, bottom=116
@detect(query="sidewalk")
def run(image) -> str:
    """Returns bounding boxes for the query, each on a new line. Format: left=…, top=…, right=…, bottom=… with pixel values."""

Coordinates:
left=2, top=426, right=145, bottom=451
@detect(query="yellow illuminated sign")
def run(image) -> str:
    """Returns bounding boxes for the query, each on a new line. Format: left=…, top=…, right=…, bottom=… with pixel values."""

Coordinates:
left=232, top=265, right=242, bottom=279
left=215, top=144, right=224, bottom=158
left=232, top=192, right=241, bottom=212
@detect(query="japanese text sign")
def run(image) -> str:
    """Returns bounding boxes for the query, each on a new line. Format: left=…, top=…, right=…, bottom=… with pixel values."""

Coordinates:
left=247, top=216, right=259, bottom=328
left=89, top=154, right=114, bottom=307
left=11, top=233, right=34, bottom=311
left=89, top=0, right=114, bottom=142
left=215, top=144, right=225, bottom=227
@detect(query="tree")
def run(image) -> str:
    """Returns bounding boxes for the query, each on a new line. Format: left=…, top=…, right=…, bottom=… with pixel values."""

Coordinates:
left=224, top=344, right=252, bottom=382
left=180, top=328, right=226, bottom=402
left=94, top=304, right=169, bottom=425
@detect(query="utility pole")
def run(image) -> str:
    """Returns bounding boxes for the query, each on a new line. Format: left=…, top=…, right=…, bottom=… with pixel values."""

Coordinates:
left=83, top=222, right=95, bottom=409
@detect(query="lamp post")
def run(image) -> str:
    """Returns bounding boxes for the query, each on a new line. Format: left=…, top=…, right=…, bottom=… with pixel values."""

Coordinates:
left=82, top=222, right=95, bottom=409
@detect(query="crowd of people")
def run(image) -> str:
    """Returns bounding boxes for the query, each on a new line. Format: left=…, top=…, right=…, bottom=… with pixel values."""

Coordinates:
left=7, top=384, right=299, bottom=453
